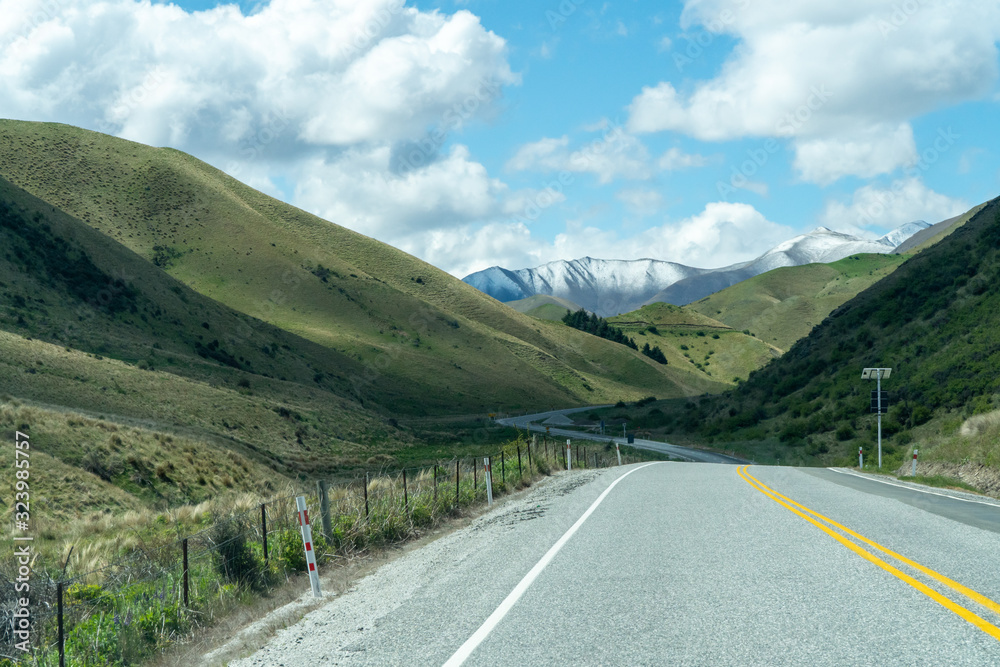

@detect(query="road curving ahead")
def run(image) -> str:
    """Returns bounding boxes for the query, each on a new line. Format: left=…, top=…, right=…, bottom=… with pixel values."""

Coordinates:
left=497, top=406, right=746, bottom=464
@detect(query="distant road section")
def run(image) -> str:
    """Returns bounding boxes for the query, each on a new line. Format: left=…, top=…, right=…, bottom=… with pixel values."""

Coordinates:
left=497, top=407, right=745, bottom=464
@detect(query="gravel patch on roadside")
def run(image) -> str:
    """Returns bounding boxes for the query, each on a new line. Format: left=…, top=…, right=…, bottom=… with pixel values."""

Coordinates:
left=219, top=469, right=606, bottom=667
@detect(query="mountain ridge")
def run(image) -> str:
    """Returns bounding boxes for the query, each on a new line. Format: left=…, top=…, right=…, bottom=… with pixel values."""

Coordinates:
left=463, top=222, right=931, bottom=316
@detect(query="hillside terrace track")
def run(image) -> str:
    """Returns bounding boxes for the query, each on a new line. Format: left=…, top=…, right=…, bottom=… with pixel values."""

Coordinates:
left=497, top=407, right=747, bottom=465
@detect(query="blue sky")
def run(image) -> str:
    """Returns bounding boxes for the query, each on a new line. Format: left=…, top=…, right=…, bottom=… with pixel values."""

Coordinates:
left=2, top=0, right=999, bottom=276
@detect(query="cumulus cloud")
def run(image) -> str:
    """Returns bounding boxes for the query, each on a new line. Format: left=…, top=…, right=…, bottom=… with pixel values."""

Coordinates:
left=793, top=123, right=918, bottom=185
left=658, top=146, right=711, bottom=170
left=0, top=0, right=518, bottom=155
left=0, top=0, right=530, bottom=266
left=506, top=129, right=655, bottom=184
left=294, top=143, right=508, bottom=239
left=507, top=129, right=711, bottom=184
left=819, top=177, right=969, bottom=234
left=628, top=0, right=1000, bottom=183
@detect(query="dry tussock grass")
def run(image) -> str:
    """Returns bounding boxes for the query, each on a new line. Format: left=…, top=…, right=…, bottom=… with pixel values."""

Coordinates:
left=960, top=409, right=1000, bottom=437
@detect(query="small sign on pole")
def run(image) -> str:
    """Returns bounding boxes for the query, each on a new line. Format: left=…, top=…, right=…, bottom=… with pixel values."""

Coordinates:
left=295, top=496, right=322, bottom=598
left=566, top=439, right=572, bottom=471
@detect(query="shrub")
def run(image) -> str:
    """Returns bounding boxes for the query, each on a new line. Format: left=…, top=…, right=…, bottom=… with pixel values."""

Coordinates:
left=211, top=518, right=265, bottom=590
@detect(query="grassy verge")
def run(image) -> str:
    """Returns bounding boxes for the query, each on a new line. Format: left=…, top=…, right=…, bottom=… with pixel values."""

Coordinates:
left=2, top=434, right=654, bottom=666
left=896, top=475, right=981, bottom=493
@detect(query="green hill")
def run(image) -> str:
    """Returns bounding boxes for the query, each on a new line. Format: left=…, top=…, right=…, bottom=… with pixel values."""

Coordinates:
left=608, top=303, right=780, bottom=385
left=893, top=204, right=985, bottom=254
left=505, top=294, right=583, bottom=321
left=688, top=254, right=908, bottom=352
left=0, top=119, right=723, bottom=419
left=0, top=119, right=740, bottom=523
left=646, top=197, right=1000, bottom=469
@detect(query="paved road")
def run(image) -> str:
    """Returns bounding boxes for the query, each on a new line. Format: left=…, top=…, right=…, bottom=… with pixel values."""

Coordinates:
left=233, top=464, right=1000, bottom=666
left=806, top=467, right=1000, bottom=534
left=498, top=407, right=746, bottom=464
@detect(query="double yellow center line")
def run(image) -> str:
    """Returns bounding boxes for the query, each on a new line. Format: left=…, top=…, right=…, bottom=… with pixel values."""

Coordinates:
left=737, top=465, right=1000, bottom=642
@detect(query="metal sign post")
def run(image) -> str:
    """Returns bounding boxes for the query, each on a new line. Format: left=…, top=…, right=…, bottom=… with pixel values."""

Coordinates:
left=862, top=368, right=892, bottom=469
left=878, top=371, right=883, bottom=469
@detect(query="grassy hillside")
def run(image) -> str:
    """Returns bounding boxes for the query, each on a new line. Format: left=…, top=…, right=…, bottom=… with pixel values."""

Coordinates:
left=894, top=204, right=985, bottom=254
left=608, top=303, right=779, bottom=385
left=688, top=254, right=907, bottom=352
left=0, top=120, right=718, bottom=417
left=506, top=294, right=583, bottom=321
left=621, top=198, right=1000, bottom=470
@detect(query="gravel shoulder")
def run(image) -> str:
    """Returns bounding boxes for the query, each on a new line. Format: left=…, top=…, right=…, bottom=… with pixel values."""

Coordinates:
left=211, top=468, right=609, bottom=666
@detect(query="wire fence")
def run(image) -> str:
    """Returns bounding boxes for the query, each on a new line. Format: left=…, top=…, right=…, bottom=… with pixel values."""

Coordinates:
left=1, top=435, right=638, bottom=666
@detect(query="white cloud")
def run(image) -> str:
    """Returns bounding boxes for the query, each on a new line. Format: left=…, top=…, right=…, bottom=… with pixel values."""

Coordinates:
left=658, top=147, right=711, bottom=170
left=294, top=143, right=508, bottom=239
left=657, top=35, right=673, bottom=51
left=627, top=0, right=1000, bottom=183
left=616, top=188, right=664, bottom=216
left=0, top=0, right=518, bottom=153
left=506, top=129, right=655, bottom=184
left=738, top=180, right=769, bottom=197
left=958, top=147, right=986, bottom=174
left=819, top=177, right=969, bottom=234
left=793, top=123, right=917, bottom=185
left=507, top=131, right=711, bottom=184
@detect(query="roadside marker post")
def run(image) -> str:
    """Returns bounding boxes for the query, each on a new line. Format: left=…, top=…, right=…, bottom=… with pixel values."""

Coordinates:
left=566, top=439, right=572, bottom=471
left=859, top=446, right=863, bottom=469
left=484, top=457, right=494, bottom=505
left=616, top=442, right=622, bottom=466
left=295, top=496, right=322, bottom=598
left=912, top=448, right=918, bottom=477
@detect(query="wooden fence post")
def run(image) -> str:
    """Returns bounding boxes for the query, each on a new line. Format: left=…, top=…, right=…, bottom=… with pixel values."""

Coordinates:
left=57, top=581, right=64, bottom=667
left=182, top=538, right=189, bottom=608
left=317, top=480, right=331, bottom=541
left=261, top=503, right=268, bottom=564
left=363, top=473, right=369, bottom=519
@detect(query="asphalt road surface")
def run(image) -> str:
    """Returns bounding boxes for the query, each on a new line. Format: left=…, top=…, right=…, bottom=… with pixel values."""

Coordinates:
left=498, top=407, right=746, bottom=464
left=231, top=463, right=1000, bottom=666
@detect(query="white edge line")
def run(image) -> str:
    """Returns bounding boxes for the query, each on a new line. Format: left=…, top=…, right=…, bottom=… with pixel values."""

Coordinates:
left=442, top=462, right=660, bottom=667
left=828, top=467, right=1000, bottom=508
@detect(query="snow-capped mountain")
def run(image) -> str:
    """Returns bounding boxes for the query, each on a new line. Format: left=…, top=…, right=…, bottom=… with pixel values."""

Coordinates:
left=879, top=220, right=928, bottom=248
left=462, top=221, right=931, bottom=316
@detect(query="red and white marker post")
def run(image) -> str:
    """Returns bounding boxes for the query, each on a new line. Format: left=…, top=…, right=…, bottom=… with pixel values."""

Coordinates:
left=858, top=446, right=863, bottom=469
left=295, top=496, right=322, bottom=598
left=566, top=439, right=572, bottom=471
left=615, top=442, right=622, bottom=466
left=911, top=448, right=918, bottom=477
left=484, top=457, right=493, bottom=505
